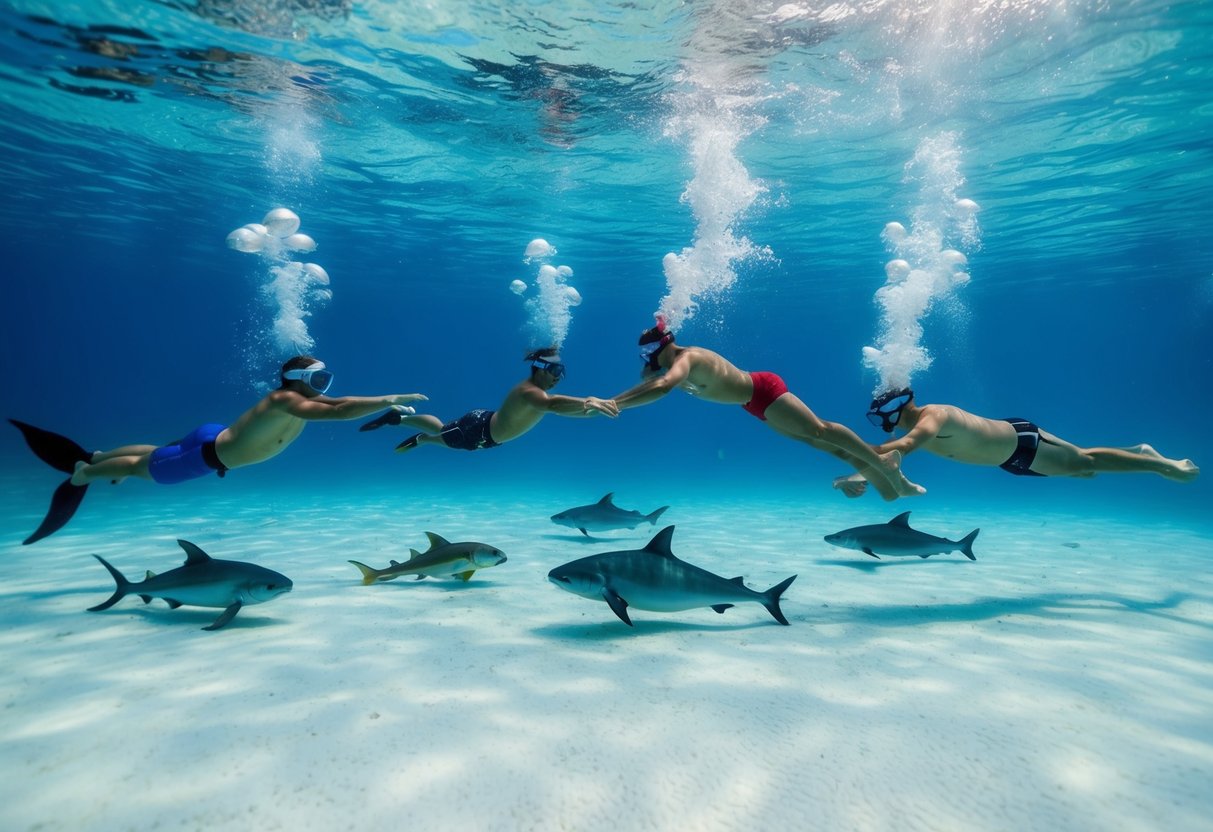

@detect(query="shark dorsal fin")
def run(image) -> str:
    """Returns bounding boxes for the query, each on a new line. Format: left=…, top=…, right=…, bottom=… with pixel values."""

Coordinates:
left=643, top=525, right=676, bottom=557
left=888, top=511, right=913, bottom=527
left=597, top=492, right=616, bottom=505
left=177, top=539, right=211, bottom=566
left=145, top=570, right=157, bottom=580
left=424, top=532, right=451, bottom=550
left=408, top=549, right=422, bottom=560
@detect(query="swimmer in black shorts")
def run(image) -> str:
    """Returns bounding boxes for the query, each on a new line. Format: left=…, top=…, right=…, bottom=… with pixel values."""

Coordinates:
left=833, top=389, right=1199, bottom=497
left=10, top=356, right=427, bottom=544
left=359, top=347, right=618, bottom=453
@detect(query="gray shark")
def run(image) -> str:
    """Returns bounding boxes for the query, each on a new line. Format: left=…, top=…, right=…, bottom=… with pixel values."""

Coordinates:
left=550, top=492, right=670, bottom=536
left=89, top=539, right=293, bottom=630
left=824, top=511, right=979, bottom=560
left=547, top=525, right=797, bottom=626
left=349, top=532, right=506, bottom=584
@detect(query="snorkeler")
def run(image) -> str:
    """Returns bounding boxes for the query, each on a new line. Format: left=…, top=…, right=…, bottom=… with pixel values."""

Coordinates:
left=359, top=348, right=618, bottom=452
left=9, top=356, right=429, bottom=544
left=604, top=318, right=924, bottom=501
left=832, top=388, right=1199, bottom=497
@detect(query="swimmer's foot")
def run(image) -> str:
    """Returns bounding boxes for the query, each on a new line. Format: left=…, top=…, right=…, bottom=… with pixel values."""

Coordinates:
left=1127, top=444, right=1199, bottom=481
left=395, top=434, right=422, bottom=454
left=71, top=460, right=90, bottom=486
left=832, top=474, right=869, bottom=499
left=875, top=450, right=926, bottom=501
left=360, top=407, right=407, bottom=432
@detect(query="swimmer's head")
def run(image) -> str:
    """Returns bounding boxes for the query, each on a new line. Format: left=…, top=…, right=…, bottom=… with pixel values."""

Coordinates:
left=281, top=355, right=334, bottom=396
left=638, top=315, right=674, bottom=372
left=525, top=347, right=565, bottom=386
left=867, top=388, right=913, bottom=433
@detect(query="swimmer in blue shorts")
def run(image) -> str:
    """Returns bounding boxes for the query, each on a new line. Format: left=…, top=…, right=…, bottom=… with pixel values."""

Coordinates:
left=359, top=347, right=618, bottom=452
left=9, top=355, right=428, bottom=544
left=832, top=388, right=1199, bottom=497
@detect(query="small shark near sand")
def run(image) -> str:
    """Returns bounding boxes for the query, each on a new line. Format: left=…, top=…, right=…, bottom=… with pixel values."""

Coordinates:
left=348, top=532, right=507, bottom=584
left=824, top=511, right=980, bottom=560
left=547, top=525, right=797, bottom=626
left=549, top=492, right=669, bottom=536
left=89, top=539, right=293, bottom=630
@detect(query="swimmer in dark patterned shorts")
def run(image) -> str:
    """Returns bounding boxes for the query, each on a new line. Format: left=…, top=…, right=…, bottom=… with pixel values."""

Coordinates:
left=832, top=389, right=1198, bottom=497
left=359, top=348, right=618, bottom=452
left=9, top=355, right=428, bottom=544
left=605, top=317, right=925, bottom=502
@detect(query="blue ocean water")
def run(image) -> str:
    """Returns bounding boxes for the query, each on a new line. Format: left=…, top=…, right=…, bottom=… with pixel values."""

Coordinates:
left=1, top=0, right=1210, bottom=525
left=3, top=6, right=1213, bottom=830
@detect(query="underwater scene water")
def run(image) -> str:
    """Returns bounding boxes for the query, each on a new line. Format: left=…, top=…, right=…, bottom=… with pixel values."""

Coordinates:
left=1, top=1, right=1211, bottom=830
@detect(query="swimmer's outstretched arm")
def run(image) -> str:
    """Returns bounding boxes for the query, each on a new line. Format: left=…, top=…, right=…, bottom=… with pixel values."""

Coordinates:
left=609, top=360, right=689, bottom=411
left=282, top=392, right=429, bottom=421
left=520, top=388, right=619, bottom=418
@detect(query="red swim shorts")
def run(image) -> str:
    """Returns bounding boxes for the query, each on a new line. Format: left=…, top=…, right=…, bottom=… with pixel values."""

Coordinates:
left=742, top=371, right=788, bottom=420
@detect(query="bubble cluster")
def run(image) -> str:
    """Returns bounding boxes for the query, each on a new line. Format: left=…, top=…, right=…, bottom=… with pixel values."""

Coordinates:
left=863, top=133, right=980, bottom=394
left=511, top=238, right=581, bottom=350
left=226, top=208, right=330, bottom=353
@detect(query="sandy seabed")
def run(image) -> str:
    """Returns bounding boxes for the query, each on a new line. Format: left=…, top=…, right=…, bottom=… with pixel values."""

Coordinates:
left=1, top=479, right=1210, bottom=832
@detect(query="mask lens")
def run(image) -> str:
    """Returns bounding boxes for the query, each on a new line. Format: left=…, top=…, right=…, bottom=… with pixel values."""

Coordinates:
left=877, top=394, right=910, bottom=414
left=548, top=362, right=566, bottom=379
left=309, top=370, right=334, bottom=393
left=866, top=411, right=884, bottom=428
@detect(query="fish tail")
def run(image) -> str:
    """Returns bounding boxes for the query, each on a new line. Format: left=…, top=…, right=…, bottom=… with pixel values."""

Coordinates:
left=348, top=560, right=379, bottom=586
left=24, top=477, right=89, bottom=545
left=762, top=574, right=798, bottom=625
left=958, top=528, right=980, bottom=561
left=646, top=506, right=670, bottom=525
left=88, top=554, right=131, bottom=611
left=9, top=419, right=91, bottom=473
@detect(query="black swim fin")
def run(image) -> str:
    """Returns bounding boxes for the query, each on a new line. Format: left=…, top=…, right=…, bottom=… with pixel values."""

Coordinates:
left=10, top=419, right=93, bottom=545
left=359, top=409, right=403, bottom=432
left=24, top=477, right=88, bottom=545
left=9, top=419, right=92, bottom=473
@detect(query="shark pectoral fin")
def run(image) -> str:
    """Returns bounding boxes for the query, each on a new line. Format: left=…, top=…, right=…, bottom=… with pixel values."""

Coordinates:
left=602, top=588, right=632, bottom=626
left=164, top=599, right=184, bottom=609
left=413, top=575, right=426, bottom=581
left=863, top=548, right=880, bottom=559
left=203, top=601, right=243, bottom=631
left=139, top=594, right=154, bottom=604
left=919, top=554, right=931, bottom=559
left=457, top=570, right=475, bottom=582
left=579, top=528, right=589, bottom=537
left=711, top=604, right=734, bottom=614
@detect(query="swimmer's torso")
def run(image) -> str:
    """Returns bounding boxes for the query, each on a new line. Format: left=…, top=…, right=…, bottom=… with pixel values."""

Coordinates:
left=215, top=392, right=308, bottom=468
left=674, top=347, right=755, bottom=404
left=904, top=404, right=1019, bottom=465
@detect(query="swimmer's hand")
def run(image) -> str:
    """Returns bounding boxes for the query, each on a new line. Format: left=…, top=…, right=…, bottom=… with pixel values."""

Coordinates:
left=583, top=397, right=619, bottom=418
left=832, top=473, right=869, bottom=499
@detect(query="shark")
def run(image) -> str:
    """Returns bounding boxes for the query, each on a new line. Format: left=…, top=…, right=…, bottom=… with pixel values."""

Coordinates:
left=549, top=492, right=670, bottom=536
left=88, top=539, right=293, bottom=630
left=824, top=511, right=980, bottom=560
left=348, top=532, right=507, bottom=584
left=547, top=525, right=797, bottom=626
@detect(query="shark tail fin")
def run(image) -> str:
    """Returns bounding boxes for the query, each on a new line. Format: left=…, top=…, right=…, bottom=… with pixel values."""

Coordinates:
left=645, top=506, right=670, bottom=525
left=88, top=554, right=131, bottom=611
left=761, top=574, right=798, bottom=625
left=348, top=560, right=379, bottom=586
left=24, top=477, right=88, bottom=545
left=958, top=528, right=980, bottom=561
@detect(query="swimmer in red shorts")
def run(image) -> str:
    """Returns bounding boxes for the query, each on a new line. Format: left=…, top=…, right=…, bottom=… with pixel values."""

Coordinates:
left=608, top=318, right=925, bottom=501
